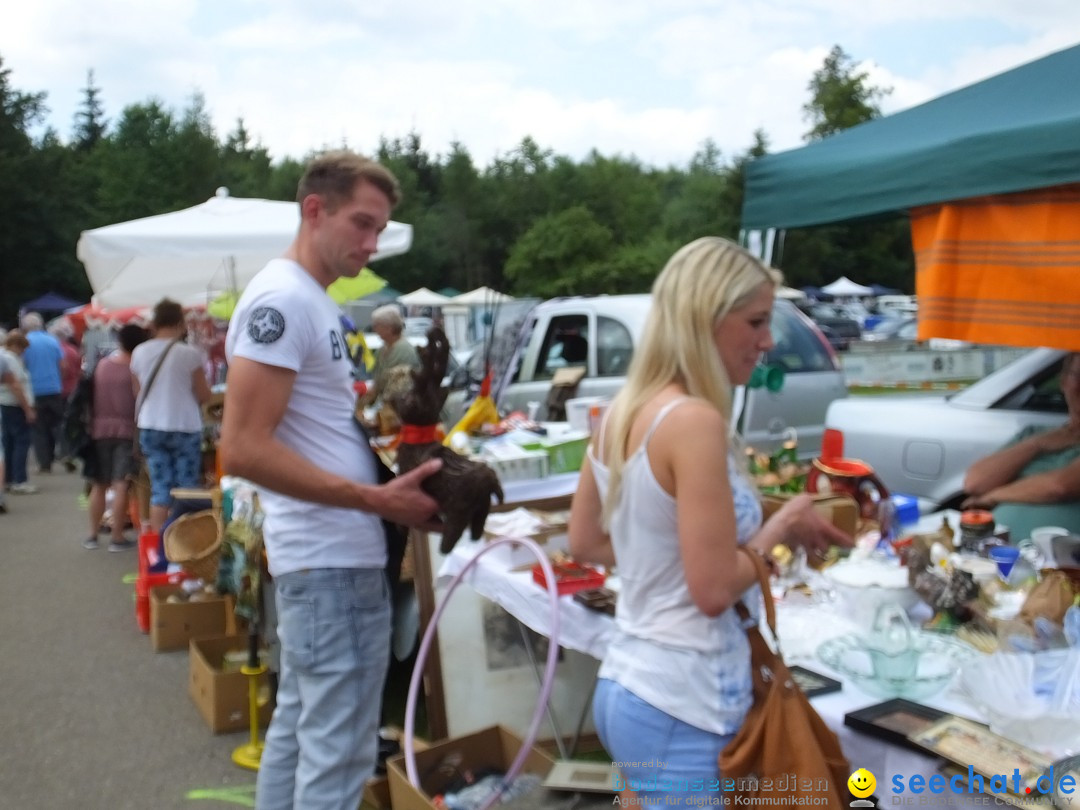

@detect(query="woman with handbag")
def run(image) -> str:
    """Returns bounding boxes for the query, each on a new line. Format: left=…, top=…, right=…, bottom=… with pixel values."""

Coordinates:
left=569, top=237, right=851, bottom=804
left=130, top=299, right=213, bottom=533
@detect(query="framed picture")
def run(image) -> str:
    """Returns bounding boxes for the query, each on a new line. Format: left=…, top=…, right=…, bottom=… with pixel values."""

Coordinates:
left=844, top=698, right=949, bottom=754
left=789, top=665, right=841, bottom=698
left=912, top=716, right=1052, bottom=797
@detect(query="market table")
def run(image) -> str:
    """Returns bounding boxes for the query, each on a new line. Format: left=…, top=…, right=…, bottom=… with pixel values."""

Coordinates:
left=436, top=531, right=1003, bottom=806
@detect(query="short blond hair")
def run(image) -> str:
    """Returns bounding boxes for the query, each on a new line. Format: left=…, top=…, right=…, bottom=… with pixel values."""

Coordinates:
left=297, top=150, right=401, bottom=211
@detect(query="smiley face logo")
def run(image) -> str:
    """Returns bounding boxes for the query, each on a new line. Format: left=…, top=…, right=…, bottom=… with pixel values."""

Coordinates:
left=848, top=768, right=876, bottom=798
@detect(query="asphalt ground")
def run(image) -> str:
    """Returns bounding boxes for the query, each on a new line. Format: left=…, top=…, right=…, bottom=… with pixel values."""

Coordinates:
left=0, top=469, right=259, bottom=809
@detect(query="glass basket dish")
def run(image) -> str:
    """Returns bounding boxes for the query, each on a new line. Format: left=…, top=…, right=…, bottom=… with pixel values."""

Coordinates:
left=816, top=631, right=977, bottom=700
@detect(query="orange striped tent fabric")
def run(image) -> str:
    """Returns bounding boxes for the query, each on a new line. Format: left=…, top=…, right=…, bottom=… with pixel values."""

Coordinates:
left=912, top=184, right=1080, bottom=351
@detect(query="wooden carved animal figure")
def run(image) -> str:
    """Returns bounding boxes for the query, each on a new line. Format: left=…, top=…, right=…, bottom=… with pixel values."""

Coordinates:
left=391, top=327, right=504, bottom=553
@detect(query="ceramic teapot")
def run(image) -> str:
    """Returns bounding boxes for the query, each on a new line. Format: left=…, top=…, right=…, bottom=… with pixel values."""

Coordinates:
left=806, top=457, right=889, bottom=520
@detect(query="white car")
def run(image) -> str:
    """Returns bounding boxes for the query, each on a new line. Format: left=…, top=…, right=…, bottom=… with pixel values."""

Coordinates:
left=822, top=348, right=1069, bottom=512
left=445, top=295, right=848, bottom=460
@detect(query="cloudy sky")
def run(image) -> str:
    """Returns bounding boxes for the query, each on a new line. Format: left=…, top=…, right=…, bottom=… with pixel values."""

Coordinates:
left=4, top=1, right=1080, bottom=169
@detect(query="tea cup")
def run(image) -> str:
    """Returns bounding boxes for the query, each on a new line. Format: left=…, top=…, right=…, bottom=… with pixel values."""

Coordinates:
left=1031, top=526, right=1069, bottom=565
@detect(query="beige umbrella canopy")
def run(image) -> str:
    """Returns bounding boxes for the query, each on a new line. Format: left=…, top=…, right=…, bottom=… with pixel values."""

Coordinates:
left=821, top=276, right=873, bottom=297
left=450, top=286, right=514, bottom=305
left=398, top=287, right=451, bottom=307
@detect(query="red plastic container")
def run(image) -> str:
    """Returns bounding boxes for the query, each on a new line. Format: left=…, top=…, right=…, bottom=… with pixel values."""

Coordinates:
left=134, top=529, right=189, bottom=633
left=532, top=561, right=606, bottom=596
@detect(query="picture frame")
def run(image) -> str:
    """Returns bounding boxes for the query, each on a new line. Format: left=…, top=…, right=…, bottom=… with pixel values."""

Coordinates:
left=844, top=698, right=949, bottom=754
left=911, top=716, right=1053, bottom=797
left=788, top=664, right=842, bottom=698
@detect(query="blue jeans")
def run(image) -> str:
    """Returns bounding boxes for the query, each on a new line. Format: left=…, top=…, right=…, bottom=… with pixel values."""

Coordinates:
left=256, top=568, right=391, bottom=810
left=138, top=429, right=202, bottom=505
left=1, top=405, right=32, bottom=485
left=594, top=678, right=734, bottom=806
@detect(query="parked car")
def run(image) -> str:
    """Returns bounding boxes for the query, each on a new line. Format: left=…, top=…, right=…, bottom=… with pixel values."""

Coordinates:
left=445, top=295, right=848, bottom=460
left=861, top=317, right=918, bottom=343
left=800, top=304, right=862, bottom=351
left=822, top=348, right=1069, bottom=512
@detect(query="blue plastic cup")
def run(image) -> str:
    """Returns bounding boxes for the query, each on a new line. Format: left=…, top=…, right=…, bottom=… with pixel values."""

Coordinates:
left=988, top=545, right=1020, bottom=582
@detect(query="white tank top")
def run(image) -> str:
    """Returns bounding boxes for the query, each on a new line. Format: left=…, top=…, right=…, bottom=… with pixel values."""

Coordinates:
left=590, top=397, right=761, bottom=734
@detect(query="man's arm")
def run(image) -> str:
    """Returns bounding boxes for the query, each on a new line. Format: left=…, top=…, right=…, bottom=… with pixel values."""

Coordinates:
left=219, top=356, right=441, bottom=527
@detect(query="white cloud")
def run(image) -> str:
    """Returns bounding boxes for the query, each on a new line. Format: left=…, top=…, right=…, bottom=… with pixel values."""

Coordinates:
left=2, top=0, right=1079, bottom=168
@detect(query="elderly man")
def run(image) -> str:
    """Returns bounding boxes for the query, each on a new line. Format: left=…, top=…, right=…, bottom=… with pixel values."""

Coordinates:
left=220, top=150, right=442, bottom=810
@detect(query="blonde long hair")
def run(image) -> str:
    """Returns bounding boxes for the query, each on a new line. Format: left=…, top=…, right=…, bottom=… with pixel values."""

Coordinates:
left=600, top=237, right=782, bottom=527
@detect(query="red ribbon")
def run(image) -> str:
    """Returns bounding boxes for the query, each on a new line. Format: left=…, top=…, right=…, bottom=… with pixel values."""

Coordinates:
left=399, top=423, right=440, bottom=444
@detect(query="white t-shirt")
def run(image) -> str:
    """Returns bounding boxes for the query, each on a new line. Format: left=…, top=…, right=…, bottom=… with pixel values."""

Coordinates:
left=225, top=258, right=385, bottom=577
left=0, top=349, right=34, bottom=408
left=130, top=338, right=205, bottom=432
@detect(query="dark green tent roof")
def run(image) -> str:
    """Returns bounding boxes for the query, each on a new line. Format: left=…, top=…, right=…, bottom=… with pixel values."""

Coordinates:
left=741, top=43, right=1080, bottom=230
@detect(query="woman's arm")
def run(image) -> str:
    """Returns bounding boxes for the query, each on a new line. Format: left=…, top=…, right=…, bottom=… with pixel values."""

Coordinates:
left=966, top=455, right=1080, bottom=507
left=669, top=404, right=853, bottom=616
left=661, top=403, right=765, bottom=617
left=568, top=454, right=615, bottom=567
left=191, top=365, right=213, bottom=406
left=964, top=428, right=1060, bottom=495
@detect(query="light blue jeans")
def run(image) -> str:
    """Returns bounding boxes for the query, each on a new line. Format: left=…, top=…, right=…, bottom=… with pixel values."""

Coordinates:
left=594, top=678, right=734, bottom=806
left=255, top=568, right=391, bottom=810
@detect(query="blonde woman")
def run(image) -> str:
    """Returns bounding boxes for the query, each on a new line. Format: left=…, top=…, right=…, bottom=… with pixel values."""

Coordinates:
left=569, top=237, right=850, bottom=802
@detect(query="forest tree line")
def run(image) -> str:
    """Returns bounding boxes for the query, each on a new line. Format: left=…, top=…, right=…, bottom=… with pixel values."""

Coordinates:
left=0, top=46, right=913, bottom=324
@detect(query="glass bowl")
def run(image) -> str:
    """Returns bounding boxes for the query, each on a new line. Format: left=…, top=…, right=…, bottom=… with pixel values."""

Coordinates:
left=816, top=631, right=977, bottom=700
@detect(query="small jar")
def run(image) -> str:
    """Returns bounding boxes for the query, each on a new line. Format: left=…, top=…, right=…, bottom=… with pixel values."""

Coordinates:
left=959, top=509, right=995, bottom=553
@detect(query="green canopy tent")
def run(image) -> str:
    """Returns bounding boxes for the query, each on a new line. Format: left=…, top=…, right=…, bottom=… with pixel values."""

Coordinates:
left=740, top=43, right=1080, bottom=351
left=741, top=43, right=1080, bottom=230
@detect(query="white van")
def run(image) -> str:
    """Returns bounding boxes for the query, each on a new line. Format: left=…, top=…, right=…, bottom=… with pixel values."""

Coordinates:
left=445, top=295, right=848, bottom=460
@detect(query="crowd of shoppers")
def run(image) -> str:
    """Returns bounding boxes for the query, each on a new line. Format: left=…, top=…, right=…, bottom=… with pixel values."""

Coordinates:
left=0, top=304, right=214, bottom=545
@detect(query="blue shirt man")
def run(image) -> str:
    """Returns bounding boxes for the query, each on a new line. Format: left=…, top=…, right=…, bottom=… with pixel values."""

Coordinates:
left=21, top=316, right=63, bottom=397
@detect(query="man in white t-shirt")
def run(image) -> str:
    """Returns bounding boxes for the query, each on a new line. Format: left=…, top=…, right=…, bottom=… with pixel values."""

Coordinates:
left=221, top=151, right=441, bottom=810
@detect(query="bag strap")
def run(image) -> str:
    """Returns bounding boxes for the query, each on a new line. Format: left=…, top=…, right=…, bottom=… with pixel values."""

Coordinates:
left=135, top=337, right=181, bottom=420
left=734, top=546, right=778, bottom=642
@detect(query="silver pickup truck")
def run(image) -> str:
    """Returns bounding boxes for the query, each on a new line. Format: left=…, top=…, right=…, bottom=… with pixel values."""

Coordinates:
left=445, top=295, right=848, bottom=460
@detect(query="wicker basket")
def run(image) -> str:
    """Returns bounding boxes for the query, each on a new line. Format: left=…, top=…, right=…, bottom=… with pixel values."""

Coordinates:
left=163, top=509, right=223, bottom=584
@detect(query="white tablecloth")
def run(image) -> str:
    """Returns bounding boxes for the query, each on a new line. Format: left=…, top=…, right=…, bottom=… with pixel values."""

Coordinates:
left=438, top=537, right=994, bottom=805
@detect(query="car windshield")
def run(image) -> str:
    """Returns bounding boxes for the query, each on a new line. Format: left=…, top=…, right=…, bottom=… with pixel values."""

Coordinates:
left=765, top=301, right=836, bottom=373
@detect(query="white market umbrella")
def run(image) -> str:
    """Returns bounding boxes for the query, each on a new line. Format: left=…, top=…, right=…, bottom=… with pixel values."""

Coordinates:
left=451, top=286, right=514, bottom=305
left=821, top=276, right=874, bottom=297
left=397, top=287, right=451, bottom=307
left=77, top=189, right=413, bottom=309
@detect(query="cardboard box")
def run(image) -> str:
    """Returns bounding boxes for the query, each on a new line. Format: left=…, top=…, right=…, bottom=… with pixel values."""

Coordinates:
left=363, top=729, right=431, bottom=810
left=188, top=635, right=273, bottom=733
left=150, top=585, right=233, bottom=652
left=761, top=492, right=859, bottom=538
left=387, top=725, right=555, bottom=810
